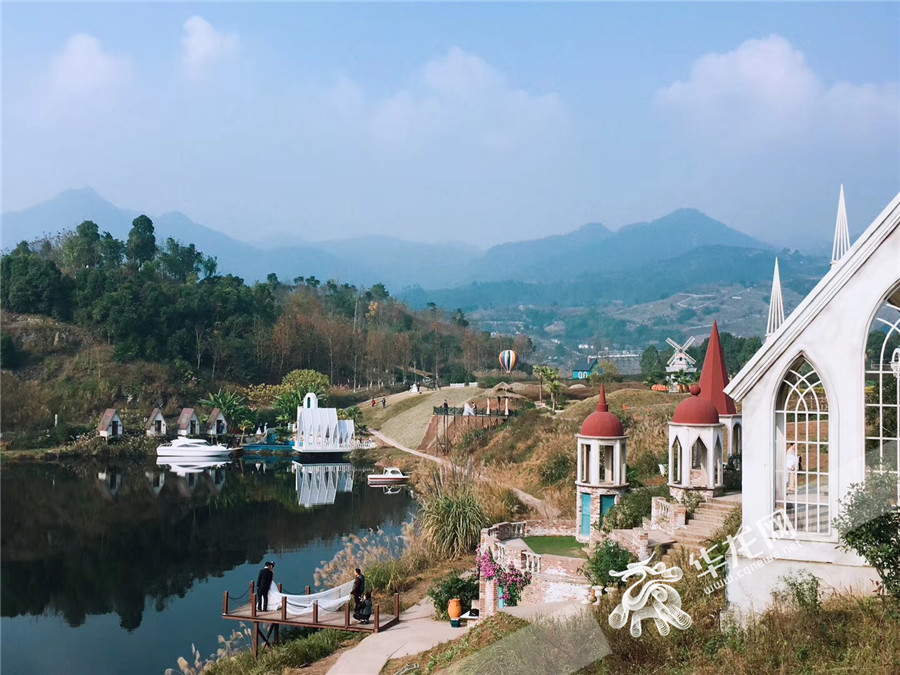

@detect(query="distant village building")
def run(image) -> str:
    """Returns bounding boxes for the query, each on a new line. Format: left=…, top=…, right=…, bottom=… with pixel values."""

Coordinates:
left=206, top=408, right=228, bottom=437
left=575, top=386, right=629, bottom=543
left=144, top=408, right=167, bottom=437
left=723, top=187, right=900, bottom=612
left=595, top=349, right=642, bottom=377
left=571, top=357, right=599, bottom=380
left=176, top=408, right=200, bottom=437
left=97, top=408, right=123, bottom=439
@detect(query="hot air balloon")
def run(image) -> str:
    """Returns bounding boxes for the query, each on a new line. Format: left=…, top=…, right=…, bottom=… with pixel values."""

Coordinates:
left=499, top=349, right=518, bottom=374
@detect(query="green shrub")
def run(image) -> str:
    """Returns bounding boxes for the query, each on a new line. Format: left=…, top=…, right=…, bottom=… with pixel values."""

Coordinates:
left=582, top=540, right=635, bottom=588
left=365, top=559, right=409, bottom=595
left=834, top=472, right=900, bottom=598
left=680, top=491, right=704, bottom=517
left=773, top=570, right=821, bottom=612
left=630, top=448, right=666, bottom=481
left=427, top=573, right=480, bottom=620
left=598, top=485, right=670, bottom=533
left=418, top=472, right=490, bottom=557
left=0, top=332, right=19, bottom=368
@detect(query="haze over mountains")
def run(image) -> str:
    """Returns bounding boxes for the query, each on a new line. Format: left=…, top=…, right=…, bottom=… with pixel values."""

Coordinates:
left=2, top=187, right=802, bottom=294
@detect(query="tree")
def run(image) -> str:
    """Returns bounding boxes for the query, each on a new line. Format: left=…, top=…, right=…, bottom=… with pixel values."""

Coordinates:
left=594, top=360, right=621, bottom=384
left=640, top=345, right=664, bottom=378
left=451, top=308, right=469, bottom=328
left=281, top=369, right=330, bottom=401
left=97, top=232, right=125, bottom=268
left=158, top=238, right=202, bottom=282
left=834, top=472, right=900, bottom=599
left=533, top=365, right=554, bottom=403
left=62, top=221, right=101, bottom=272
left=126, top=215, right=157, bottom=267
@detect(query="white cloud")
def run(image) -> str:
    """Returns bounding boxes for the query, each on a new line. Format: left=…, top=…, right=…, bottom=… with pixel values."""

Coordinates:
left=45, top=34, right=132, bottom=104
left=370, top=47, right=565, bottom=150
left=657, top=35, right=898, bottom=143
left=181, top=16, right=239, bottom=78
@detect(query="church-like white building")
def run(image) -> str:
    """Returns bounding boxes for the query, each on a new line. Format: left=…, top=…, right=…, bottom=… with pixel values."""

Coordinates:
left=725, top=188, right=900, bottom=611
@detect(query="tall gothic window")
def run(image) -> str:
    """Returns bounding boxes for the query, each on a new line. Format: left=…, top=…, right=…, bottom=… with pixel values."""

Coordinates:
left=774, top=357, right=830, bottom=535
left=865, top=285, right=900, bottom=499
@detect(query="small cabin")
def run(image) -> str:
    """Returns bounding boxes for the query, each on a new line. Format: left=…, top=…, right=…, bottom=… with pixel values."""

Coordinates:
left=572, top=358, right=599, bottom=380
left=206, top=408, right=228, bottom=437
left=176, top=408, right=200, bottom=437
left=97, top=409, right=124, bottom=439
left=145, top=408, right=167, bottom=437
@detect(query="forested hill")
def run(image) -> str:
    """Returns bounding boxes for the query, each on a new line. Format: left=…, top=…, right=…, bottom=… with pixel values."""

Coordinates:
left=0, top=217, right=528, bottom=388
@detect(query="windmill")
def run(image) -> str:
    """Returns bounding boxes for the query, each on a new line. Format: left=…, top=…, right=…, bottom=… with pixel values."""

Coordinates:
left=666, top=337, right=697, bottom=375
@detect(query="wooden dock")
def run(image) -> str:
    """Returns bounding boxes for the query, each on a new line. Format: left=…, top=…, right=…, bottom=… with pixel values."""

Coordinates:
left=222, top=583, right=401, bottom=657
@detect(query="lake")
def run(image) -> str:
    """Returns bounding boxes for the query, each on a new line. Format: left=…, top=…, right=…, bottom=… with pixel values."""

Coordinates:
left=0, top=456, right=414, bottom=675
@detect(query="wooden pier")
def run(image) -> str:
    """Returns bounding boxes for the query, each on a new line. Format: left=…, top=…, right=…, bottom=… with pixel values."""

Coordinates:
left=222, top=583, right=401, bottom=658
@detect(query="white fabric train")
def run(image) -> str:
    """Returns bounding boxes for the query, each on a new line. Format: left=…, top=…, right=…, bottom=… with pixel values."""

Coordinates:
left=266, top=580, right=355, bottom=616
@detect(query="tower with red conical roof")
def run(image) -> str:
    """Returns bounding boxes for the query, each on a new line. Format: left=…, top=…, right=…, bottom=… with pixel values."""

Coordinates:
left=668, top=376, right=726, bottom=501
left=698, top=320, right=742, bottom=458
left=575, top=385, right=629, bottom=543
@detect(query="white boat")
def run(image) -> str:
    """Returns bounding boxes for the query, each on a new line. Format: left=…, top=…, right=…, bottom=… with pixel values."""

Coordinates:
left=367, top=467, right=409, bottom=487
left=156, top=437, right=232, bottom=457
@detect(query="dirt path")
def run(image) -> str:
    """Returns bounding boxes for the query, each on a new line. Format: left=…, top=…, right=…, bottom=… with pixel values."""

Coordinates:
left=370, top=429, right=559, bottom=518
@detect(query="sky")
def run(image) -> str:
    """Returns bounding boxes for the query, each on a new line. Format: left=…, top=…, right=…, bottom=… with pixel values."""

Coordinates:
left=2, top=2, right=899, bottom=249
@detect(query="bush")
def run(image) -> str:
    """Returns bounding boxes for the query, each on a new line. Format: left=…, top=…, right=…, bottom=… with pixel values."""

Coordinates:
left=427, top=573, right=480, bottom=620
left=0, top=331, right=19, bottom=368
left=773, top=570, right=821, bottom=612
left=582, top=540, right=635, bottom=588
left=418, top=469, right=490, bottom=557
left=537, top=448, right=574, bottom=486
left=629, top=448, right=666, bottom=482
left=834, top=472, right=900, bottom=598
left=598, top=485, right=670, bottom=533
left=365, top=559, right=410, bottom=595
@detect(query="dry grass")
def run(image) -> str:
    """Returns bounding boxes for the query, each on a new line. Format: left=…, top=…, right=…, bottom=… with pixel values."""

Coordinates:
left=562, top=388, right=686, bottom=421
left=370, top=388, right=487, bottom=449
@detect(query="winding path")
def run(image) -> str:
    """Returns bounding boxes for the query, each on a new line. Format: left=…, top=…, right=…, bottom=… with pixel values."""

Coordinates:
left=369, top=429, right=559, bottom=519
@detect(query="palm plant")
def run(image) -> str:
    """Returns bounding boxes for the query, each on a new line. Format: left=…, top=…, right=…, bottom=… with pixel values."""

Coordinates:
left=417, top=466, right=489, bottom=557
left=199, top=389, right=252, bottom=432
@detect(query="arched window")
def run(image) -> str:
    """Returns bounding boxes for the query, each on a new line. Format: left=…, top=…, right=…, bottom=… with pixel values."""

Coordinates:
left=691, top=439, right=704, bottom=469
left=671, top=438, right=682, bottom=484
left=774, top=357, right=830, bottom=535
left=865, top=285, right=900, bottom=500
left=732, top=424, right=742, bottom=456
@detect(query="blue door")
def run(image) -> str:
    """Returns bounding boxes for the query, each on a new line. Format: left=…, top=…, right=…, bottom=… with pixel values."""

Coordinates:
left=601, top=496, right=616, bottom=523
left=581, top=493, right=591, bottom=537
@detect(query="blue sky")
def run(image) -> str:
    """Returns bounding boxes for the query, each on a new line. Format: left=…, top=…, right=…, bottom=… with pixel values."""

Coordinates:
left=3, top=2, right=898, bottom=249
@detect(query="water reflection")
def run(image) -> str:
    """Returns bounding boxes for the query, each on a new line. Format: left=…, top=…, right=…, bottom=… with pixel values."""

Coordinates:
left=293, top=462, right=355, bottom=507
left=1, top=458, right=410, bottom=635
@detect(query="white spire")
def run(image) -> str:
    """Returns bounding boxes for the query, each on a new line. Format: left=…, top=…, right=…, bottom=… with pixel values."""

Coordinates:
left=831, top=184, right=850, bottom=266
left=766, top=258, right=785, bottom=339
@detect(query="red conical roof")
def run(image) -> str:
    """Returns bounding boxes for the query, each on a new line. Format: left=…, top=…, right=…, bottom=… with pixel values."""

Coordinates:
left=698, top=321, right=737, bottom=416
left=580, top=385, right=624, bottom=437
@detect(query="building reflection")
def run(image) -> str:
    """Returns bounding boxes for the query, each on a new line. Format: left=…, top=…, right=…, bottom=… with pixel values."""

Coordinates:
left=291, top=462, right=354, bottom=507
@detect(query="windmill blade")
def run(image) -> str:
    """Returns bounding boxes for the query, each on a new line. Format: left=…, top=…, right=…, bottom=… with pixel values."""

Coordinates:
left=683, top=336, right=695, bottom=349
left=666, top=338, right=681, bottom=350
left=683, top=354, right=697, bottom=365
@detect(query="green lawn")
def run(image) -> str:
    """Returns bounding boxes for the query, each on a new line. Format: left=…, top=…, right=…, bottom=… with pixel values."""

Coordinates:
left=521, top=536, right=587, bottom=558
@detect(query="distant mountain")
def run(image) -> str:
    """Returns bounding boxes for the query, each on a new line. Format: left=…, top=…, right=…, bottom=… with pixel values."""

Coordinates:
left=0, top=189, right=476, bottom=289
left=465, top=209, right=770, bottom=283
left=2, top=189, right=783, bottom=297
left=402, top=245, right=826, bottom=311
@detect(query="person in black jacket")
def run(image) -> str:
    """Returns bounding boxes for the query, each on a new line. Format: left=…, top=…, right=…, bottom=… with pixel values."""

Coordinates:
left=351, top=567, right=366, bottom=610
left=256, top=561, right=275, bottom=611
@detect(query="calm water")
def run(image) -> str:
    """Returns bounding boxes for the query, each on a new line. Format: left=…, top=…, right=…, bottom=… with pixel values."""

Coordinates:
left=1, top=456, right=413, bottom=675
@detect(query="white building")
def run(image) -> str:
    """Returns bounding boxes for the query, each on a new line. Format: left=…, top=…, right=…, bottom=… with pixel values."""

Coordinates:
left=145, top=408, right=167, bottom=437
left=724, top=189, right=899, bottom=612
left=176, top=408, right=200, bottom=437
left=294, top=393, right=357, bottom=453
left=97, top=409, right=123, bottom=439
left=206, top=408, right=228, bottom=438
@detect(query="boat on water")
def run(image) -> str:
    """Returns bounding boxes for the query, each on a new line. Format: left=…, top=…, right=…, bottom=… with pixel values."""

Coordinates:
left=156, top=437, right=232, bottom=457
left=367, top=467, right=409, bottom=487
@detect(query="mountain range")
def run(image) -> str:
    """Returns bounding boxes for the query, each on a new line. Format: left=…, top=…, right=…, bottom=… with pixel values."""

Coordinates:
left=2, top=188, right=790, bottom=296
